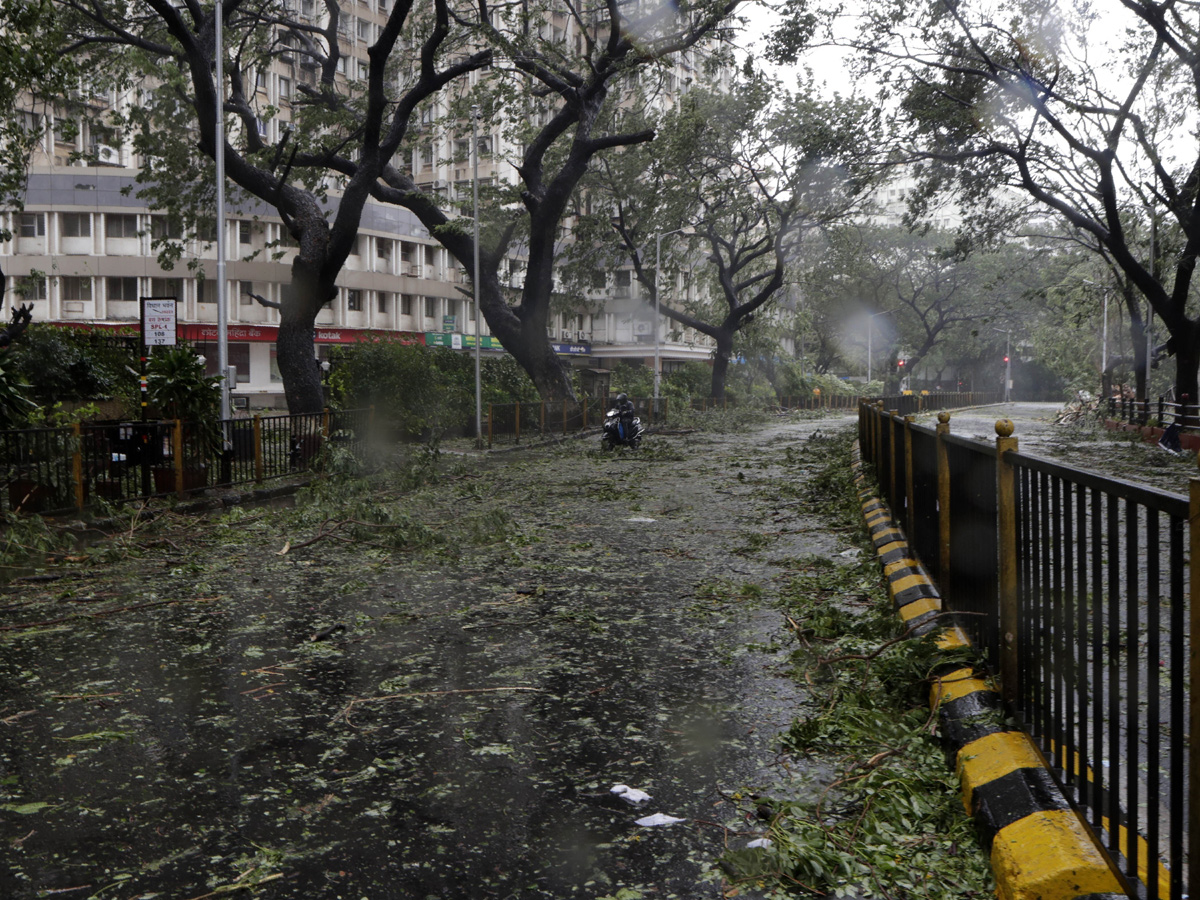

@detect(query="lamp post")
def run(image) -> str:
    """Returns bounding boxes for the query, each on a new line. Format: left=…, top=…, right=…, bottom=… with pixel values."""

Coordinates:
left=214, top=1, right=230, bottom=422
left=866, top=308, right=900, bottom=384
left=654, top=228, right=689, bottom=402
left=471, top=104, right=482, bottom=448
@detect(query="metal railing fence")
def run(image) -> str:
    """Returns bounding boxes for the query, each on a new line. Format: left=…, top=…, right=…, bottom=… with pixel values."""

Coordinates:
left=0, top=407, right=373, bottom=515
left=1108, top=396, right=1198, bottom=429
left=858, top=401, right=1194, bottom=899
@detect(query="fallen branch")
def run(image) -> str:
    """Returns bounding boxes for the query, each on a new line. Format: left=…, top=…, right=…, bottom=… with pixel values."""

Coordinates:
left=334, top=686, right=545, bottom=726
left=181, top=871, right=283, bottom=900
left=0, top=597, right=218, bottom=632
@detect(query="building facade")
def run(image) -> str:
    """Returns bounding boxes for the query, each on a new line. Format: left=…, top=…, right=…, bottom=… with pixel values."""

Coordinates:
left=4, top=2, right=722, bottom=409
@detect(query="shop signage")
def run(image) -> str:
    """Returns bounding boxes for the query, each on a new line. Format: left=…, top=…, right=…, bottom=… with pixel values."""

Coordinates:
left=552, top=342, right=591, bottom=355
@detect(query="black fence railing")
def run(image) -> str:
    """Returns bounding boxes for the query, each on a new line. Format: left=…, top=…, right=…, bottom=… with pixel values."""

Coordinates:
left=859, top=401, right=1192, bottom=899
left=1108, top=396, right=1199, bottom=429
left=0, top=408, right=373, bottom=515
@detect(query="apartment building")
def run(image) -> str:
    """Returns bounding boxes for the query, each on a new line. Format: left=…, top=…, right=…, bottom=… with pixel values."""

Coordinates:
left=3, top=1, right=721, bottom=408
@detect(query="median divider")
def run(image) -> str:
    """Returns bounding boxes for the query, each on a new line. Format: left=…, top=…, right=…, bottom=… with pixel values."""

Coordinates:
left=851, top=441, right=1128, bottom=900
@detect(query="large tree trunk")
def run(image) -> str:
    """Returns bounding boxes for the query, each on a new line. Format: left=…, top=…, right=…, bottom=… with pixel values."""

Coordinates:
left=275, top=264, right=332, bottom=415
left=710, top=332, right=734, bottom=400
left=1174, top=320, right=1200, bottom=412
left=476, top=265, right=575, bottom=402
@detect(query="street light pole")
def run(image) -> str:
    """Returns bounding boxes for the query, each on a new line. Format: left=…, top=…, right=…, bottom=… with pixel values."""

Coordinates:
left=471, top=105, right=482, bottom=448
left=215, top=0, right=230, bottom=422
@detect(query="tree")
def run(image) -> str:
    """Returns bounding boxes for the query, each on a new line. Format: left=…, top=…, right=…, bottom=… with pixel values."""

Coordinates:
left=597, top=68, right=879, bottom=398
left=366, top=0, right=742, bottom=402
left=771, top=0, right=1200, bottom=403
left=0, top=0, right=74, bottom=309
left=60, top=0, right=490, bottom=413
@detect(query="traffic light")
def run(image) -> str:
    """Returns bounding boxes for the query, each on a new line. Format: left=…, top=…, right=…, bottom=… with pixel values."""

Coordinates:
left=897, top=358, right=906, bottom=369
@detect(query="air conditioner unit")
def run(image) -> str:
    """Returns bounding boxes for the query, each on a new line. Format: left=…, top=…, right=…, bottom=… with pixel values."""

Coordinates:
left=433, top=179, right=448, bottom=190
left=561, top=330, right=571, bottom=340
left=408, top=264, right=421, bottom=276
left=94, top=144, right=120, bottom=166
left=577, top=331, right=590, bottom=342
left=633, top=322, right=652, bottom=335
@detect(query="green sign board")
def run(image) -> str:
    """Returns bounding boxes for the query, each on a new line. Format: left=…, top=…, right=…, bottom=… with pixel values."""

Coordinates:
left=425, top=332, right=505, bottom=351
left=442, top=315, right=456, bottom=333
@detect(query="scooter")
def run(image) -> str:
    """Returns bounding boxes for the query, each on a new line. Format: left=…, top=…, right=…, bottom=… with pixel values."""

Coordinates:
left=601, top=407, right=644, bottom=450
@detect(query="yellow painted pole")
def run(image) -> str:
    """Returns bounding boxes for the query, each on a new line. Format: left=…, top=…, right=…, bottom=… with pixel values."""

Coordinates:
left=71, top=423, right=85, bottom=510
left=936, top=411, right=951, bottom=590
left=996, top=418, right=1019, bottom=704
left=903, top=414, right=915, bottom=538
left=888, top=409, right=899, bottom=503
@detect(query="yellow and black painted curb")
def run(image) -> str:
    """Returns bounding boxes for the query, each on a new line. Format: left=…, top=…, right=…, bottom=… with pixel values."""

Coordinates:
left=851, top=443, right=1128, bottom=900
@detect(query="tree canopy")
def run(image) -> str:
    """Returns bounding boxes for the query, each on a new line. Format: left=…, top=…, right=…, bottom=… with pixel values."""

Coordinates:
left=771, top=0, right=1200, bottom=402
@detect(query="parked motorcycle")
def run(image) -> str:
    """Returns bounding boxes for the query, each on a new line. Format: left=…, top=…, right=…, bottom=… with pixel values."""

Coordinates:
left=601, top=406, right=644, bottom=450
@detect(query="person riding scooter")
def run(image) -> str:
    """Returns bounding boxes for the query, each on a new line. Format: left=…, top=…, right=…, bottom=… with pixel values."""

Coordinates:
left=614, top=393, right=636, bottom=432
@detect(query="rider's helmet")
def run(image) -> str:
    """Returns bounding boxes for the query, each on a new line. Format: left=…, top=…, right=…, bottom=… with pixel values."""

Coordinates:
left=616, top=393, right=628, bottom=404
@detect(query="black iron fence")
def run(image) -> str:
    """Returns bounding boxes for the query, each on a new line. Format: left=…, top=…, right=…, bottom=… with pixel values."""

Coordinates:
left=1108, top=396, right=1198, bottom=429
left=860, top=401, right=1192, bottom=899
left=1, top=408, right=373, bottom=515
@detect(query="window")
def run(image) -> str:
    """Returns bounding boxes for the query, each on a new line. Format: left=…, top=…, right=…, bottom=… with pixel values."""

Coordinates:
left=255, top=117, right=269, bottom=139
left=401, top=294, right=413, bottom=316
left=349, top=235, right=361, bottom=256
left=615, top=270, right=631, bottom=298
left=279, top=77, right=292, bottom=101
left=347, top=289, right=363, bottom=311
left=107, top=277, right=138, bottom=302
left=255, top=70, right=267, bottom=91
left=376, top=238, right=392, bottom=261
left=424, top=296, right=438, bottom=318
left=198, top=280, right=217, bottom=303
left=357, top=17, right=371, bottom=41
left=240, top=280, right=254, bottom=305
left=377, top=292, right=389, bottom=313
left=228, top=343, right=251, bottom=383
left=150, top=216, right=182, bottom=240
left=18, top=277, right=46, bottom=302
left=269, top=345, right=283, bottom=383
left=150, top=278, right=182, bottom=299
left=106, top=214, right=139, bottom=238
left=61, top=276, right=93, bottom=302
left=18, top=213, right=45, bottom=238
left=61, top=213, right=91, bottom=238
left=239, top=220, right=252, bottom=244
